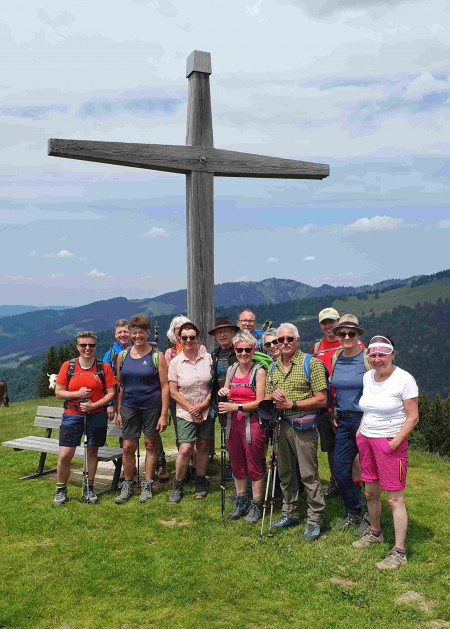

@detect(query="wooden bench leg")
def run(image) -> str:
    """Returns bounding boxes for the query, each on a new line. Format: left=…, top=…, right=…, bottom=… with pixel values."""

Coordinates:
left=20, top=451, right=57, bottom=480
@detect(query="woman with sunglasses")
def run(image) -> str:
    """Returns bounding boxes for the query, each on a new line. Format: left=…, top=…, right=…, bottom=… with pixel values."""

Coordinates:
left=218, top=332, right=267, bottom=523
left=330, top=314, right=371, bottom=530
left=53, top=331, right=117, bottom=506
left=167, top=322, right=212, bottom=503
left=352, top=336, right=418, bottom=570
left=115, top=315, right=169, bottom=504
left=262, top=328, right=281, bottom=360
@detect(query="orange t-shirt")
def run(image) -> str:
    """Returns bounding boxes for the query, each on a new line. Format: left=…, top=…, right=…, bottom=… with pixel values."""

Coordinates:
left=56, top=358, right=116, bottom=415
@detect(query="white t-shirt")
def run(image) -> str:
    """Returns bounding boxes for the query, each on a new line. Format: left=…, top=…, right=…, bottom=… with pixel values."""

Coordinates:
left=359, top=367, right=418, bottom=438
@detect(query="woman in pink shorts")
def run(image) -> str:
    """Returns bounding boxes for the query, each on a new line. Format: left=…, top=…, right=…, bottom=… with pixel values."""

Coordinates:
left=218, top=331, right=267, bottom=523
left=353, top=335, right=419, bottom=570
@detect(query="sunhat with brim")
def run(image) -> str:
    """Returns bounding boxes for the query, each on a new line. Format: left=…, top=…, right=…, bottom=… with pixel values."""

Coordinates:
left=367, top=336, right=394, bottom=355
left=257, top=400, right=278, bottom=430
left=332, top=314, right=365, bottom=336
left=208, top=316, right=239, bottom=336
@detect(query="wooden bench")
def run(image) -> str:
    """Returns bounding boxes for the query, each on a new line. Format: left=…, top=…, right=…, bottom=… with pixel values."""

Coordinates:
left=2, top=405, right=123, bottom=492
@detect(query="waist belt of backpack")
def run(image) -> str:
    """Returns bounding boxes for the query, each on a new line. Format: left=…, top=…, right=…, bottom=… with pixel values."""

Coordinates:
left=225, top=411, right=255, bottom=443
left=337, top=411, right=363, bottom=418
left=285, top=411, right=317, bottom=424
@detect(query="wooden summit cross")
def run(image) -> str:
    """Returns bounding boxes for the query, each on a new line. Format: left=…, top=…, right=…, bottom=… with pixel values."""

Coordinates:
left=49, top=51, right=329, bottom=349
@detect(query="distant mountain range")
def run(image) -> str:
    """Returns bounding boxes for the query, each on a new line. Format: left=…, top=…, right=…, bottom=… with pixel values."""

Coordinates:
left=0, top=305, right=71, bottom=318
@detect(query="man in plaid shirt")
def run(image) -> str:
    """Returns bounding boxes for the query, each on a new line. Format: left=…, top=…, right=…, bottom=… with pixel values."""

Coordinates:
left=265, top=323, right=327, bottom=541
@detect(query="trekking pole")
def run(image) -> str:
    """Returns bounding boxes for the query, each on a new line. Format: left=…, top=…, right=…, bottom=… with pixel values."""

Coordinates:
left=137, top=440, right=140, bottom=492
left=219, top=396, right=227, bottom=528
left=258, top=430, right=275, bottom=541
left=81, top=399, right=90, bottom=503
left=266, top=412, right=282, bottom=538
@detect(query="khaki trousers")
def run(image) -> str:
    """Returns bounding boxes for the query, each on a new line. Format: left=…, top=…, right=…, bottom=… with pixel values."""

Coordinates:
left=278, top=420, right=326, bottom=526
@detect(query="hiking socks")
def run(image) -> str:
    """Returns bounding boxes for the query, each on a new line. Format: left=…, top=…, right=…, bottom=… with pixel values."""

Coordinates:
left=394, top=547, right=406, bottom=557
left=56, top=482, right=67, bottom=490
left=370, top=528, right=382, bottom=537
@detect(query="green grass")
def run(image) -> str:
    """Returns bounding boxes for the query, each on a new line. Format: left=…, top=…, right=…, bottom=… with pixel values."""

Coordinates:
left=1, top=398, right=449, bottom=629
left=333, top=279, right=450, bottom=318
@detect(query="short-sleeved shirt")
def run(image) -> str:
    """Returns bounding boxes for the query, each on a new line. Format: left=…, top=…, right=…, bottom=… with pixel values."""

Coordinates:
left=265, top=350, right=327, bottom=418
left=359, top=367, right=418, bottom=438
left=168, top=347, right=212, bottom=423
left=332, top=350, right=367, bottom=413
left=56, top=358, right=116, bottom=415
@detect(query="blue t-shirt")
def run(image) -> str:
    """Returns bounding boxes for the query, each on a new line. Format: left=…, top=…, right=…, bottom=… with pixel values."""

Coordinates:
left=332, top=350, right=366, bottom=413
left=121, top=349, right=161, bottom=410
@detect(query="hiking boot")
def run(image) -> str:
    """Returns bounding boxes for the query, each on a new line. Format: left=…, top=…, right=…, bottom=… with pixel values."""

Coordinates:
left=228, top=494, right=249, bottom=520
left=139, top=480, right=153, bottom=503
left=157, top=466, right=169, bottom=483
left=194, top=475, right=208, bottom=499
left=302, top=524, right=321, bottom=542
left=168, top=480, right=184, bottom=504
left=245, top=499, right=262, bottom=523
left=115, top=480, right=134, bottom=504
left=272, top=515, right=299, bottom=528
left=352, top=531, right=384, bottom=548
left=324, top=478, right=339, bottom=498
left=82, top=484, right=98, bottom=504
left=335, top=513, right=362, bottom=529
left=375, top=548, right=407, bottom=570
left=53, top=485, right=67, bottom=506
left=353, top=511, right=371, bottom=537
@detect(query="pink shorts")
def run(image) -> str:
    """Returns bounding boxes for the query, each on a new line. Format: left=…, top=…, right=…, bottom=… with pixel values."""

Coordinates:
left=356, top=433, right=408, bottom=491
left=227, top=414, right=266, bottom=481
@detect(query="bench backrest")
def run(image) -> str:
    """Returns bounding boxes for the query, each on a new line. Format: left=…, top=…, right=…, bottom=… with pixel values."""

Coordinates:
left=35, top=406, right=122, bottom=437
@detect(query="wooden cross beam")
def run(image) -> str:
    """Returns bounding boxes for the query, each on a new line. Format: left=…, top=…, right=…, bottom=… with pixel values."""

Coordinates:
left=49, top=50, right=329, bottom=349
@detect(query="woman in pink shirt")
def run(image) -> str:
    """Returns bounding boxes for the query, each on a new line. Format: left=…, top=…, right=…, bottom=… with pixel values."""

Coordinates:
left=167, top=322, right=212, bottom=504
left=218, top=331, right=267, bottom=523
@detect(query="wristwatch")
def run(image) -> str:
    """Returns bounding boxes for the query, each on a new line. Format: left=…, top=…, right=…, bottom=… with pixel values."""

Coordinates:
left=291, top=401, right=298, bottom=411
left=237, top=403, right=244, bottom=412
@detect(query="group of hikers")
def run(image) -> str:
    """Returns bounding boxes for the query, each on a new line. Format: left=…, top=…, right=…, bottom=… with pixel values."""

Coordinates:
left=52, top=307, right=419, bottom=571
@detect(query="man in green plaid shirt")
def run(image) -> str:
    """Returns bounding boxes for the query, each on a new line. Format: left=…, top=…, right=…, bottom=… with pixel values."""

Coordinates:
left=265, top=323, right=327, bottom=541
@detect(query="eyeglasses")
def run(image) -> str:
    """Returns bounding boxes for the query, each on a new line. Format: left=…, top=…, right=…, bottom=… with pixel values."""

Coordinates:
left=239, top=319, right=256, bottom=324
left=181, top=335, right=197, bottom=341
left=278, top=336, right=295, bottom=343
left=338, top=331, right=357, bottom=339
left=236, top=347, right=253, bottom=354
left=264, top=339, right=279, bottom=348
left=78, top=343, right=96, bottom=348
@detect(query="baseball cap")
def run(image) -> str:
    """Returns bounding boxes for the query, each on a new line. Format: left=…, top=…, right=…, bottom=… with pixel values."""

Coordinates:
left=318, top=307, right=340, bottom=323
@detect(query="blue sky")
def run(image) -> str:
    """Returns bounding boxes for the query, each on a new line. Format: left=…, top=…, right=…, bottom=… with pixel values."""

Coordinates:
left=1, top=0, right=449, bottom=306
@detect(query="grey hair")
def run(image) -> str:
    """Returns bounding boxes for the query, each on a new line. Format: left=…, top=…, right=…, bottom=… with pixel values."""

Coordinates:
left=277, top=322, right=299, bottom=338
left=262, top=327, right=278, bottom=343
left=232, top=331, right=257, bottom=347
left=167, top=315, right=191, bottom=344
left=115, top=319, right=130, bottom=330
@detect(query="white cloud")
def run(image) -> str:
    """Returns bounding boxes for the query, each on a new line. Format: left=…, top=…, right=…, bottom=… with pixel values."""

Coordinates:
left=139, top=227, right=168, bottom=239
left=50, top=273, right=70, bottom=278
left=246, top=0, right=262, bottom=17
left=298, top=223, right=314, bottom=234
left=4, top=275, right=31, bottom=281
left=140, top=275, right=154, bottom=279
left=345, top=216, right=404, bottom=232
left=437, top=219, right=450, bottom=229
left=85, top=268, right=112, bottom=278
left=42, top=248, right=75, bottom=258
left=302, top=256, right=316, bottom=261
left=267, top=256, right=279, bottom=263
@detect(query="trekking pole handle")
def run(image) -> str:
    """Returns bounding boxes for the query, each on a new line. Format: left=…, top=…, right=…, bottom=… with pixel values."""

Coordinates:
left=219, top=395, right=227, bottom=428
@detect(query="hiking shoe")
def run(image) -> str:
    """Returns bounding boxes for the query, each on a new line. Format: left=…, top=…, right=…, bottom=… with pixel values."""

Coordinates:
left=139, top=480, right=153, bottom=503
left=302, top=524, right=321, bottom=542
left=82, top=484, right=98, bottom=504
left=228, top=495, right=249, bottom=520
left=53, top=485, right=67, bottom=506
left=245, top=499, right=262, bottom=524
left=352, top=531, right=384, bottom=548
left=375, top=548, right=407, bottom=570
left=353, top=512, right=371, bottom=537
left=324, top=478, right=339, bottom=498
left=335, top=513, right=362, bottom=529
left=272, top=515, right=300, bottom=528
left=168, top=480, right=184, bottom=504
left=194, top=475, right=208, bottom=499
left=157, top=467, right=169, bottom=483
left=115, top=480, right=134, bottom=504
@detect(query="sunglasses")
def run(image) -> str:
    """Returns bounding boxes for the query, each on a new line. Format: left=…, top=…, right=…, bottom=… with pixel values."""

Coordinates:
left=264, top=339, right=279, bottom=348
left=181, top=335, right=197, bottom=341
left=78, top=343, right=96, bottom=348
left=278, top=336, right=295, bottom=343
left=236, top=347, right=253, bottom=354
left=338, top=331, right=357, bottom=339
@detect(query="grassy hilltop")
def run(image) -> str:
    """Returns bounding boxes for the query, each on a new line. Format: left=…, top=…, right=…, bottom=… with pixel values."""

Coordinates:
left=1, top=398, right=449, bottom=629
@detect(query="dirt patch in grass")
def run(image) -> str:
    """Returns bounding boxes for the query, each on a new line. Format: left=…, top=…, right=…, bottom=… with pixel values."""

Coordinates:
left=330, top=577, right=355, bottom=588
left=395, top=591, right=434, bottom=614
left=159, top=519, right=189, bottom=526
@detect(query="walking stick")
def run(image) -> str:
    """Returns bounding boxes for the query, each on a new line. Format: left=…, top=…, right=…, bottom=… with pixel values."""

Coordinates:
left=137, top=440, right=140, bottom=491
left=81, top=399, right=91, bottom=503
left=258, top=431, right=275, bottom=541
left=219, top=396, right=227, bottom=528
left=266, top=412, right=282, bottom=538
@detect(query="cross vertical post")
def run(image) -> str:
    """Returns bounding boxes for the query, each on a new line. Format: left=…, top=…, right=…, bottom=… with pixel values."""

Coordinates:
left=186, top=51, right=215, bottom=350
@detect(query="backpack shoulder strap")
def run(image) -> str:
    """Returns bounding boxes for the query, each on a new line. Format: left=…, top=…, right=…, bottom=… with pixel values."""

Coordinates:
left=331, top=349, right=343, bottom=373
left=67, top=357, right=76, bottom=384
left=96, top=359, right=106, bottom=393
left=313, top=340, right=321, bottom=356
left=363, top=350, right=371, bottom=371
left=228, top=362, right=239, bottom=386
left=249, top=362, right=264, bottom=392
left=152, top=349, right=159, bottom=370
left=302, top=353, right=312, bottom=387
left=121, top=348, right=129, bottom=365
left=268, top=360, right=278, bottom=392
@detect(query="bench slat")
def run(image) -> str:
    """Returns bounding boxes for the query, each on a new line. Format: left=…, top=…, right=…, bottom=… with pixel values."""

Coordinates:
left=33, top=415, right=122, bottom=438
left=36, top=406, right=64, bottom=418
left=3, top=436, right=122, bottom=461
